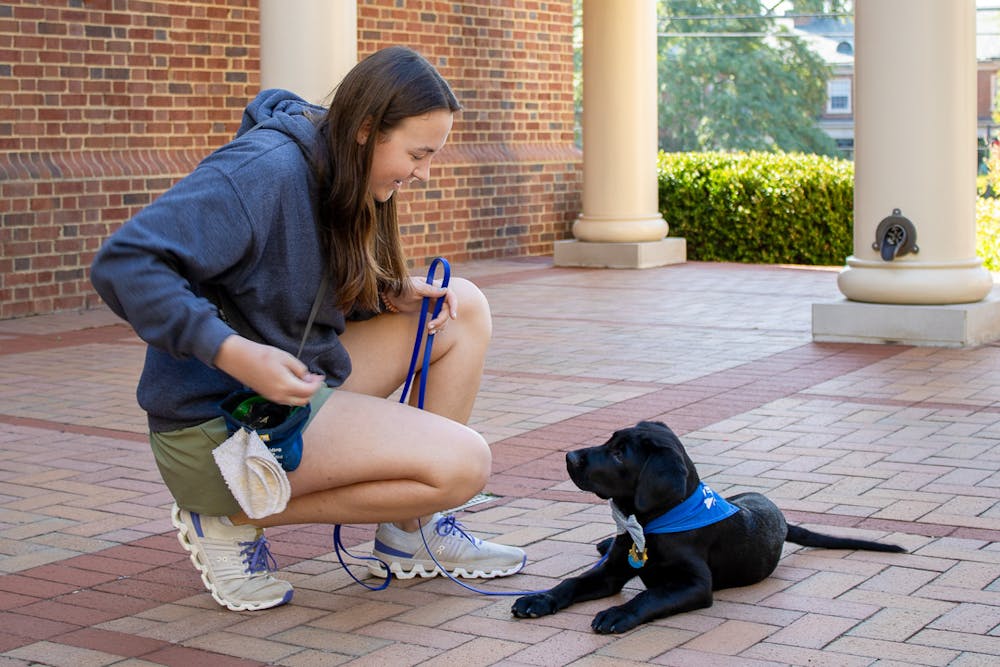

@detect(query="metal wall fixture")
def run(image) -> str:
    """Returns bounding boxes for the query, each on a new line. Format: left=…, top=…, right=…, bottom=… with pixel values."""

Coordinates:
left=872, top=208, right=919, bottom=261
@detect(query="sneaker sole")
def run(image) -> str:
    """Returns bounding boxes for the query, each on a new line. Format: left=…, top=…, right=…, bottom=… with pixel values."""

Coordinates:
left=368, top=552, right=527, bottom=580
left=170, top=505, right=293, bottom=612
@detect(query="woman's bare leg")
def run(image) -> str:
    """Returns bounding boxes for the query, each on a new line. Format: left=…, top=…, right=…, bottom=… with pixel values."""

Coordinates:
left=240, top=277, right=493, bottom=528
left=338, top=276, right=492, bottom=422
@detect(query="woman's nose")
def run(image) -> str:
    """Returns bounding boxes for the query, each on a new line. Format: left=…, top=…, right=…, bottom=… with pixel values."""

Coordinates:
left=412, top=162, right=431, bottom=183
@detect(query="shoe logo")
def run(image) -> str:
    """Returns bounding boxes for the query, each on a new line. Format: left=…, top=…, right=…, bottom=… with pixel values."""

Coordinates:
left=436, top=545, right=446, bottom=556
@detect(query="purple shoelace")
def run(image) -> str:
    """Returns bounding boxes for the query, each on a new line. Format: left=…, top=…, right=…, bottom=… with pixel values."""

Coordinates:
left=433, top=514, right=480, bottom=547
left=240, top=535, right=278, bottom=574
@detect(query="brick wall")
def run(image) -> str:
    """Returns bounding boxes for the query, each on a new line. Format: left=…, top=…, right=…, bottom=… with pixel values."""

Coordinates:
left=0, top=0, right=580, bottom=320
left=0, top=0, right=259, bottom=318
left=358, top=1, right=581, bottom=264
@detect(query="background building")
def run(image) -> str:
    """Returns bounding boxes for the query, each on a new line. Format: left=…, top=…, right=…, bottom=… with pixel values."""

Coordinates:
left=795, top=3, right=1000, bottom=159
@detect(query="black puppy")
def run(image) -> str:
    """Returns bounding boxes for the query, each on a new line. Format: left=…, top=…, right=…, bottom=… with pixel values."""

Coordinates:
left=512, top=421, right=905, bottom=634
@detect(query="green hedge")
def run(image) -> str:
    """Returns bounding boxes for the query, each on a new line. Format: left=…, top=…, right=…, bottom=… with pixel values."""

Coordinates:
left=657, top=151, right=855, bottom=266
left=658, top=150, right=1000, bottom=272
left=976, top=198, right=1000, bottom=272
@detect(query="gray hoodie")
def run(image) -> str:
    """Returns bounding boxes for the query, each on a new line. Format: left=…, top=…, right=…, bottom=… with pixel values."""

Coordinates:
left=91, top=90, right=352, bottom=432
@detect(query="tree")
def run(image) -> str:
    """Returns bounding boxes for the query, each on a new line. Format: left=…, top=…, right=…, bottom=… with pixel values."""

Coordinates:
left=790, top=0, right=853, bottom=15
left=657, top=0, right=840, bottom=155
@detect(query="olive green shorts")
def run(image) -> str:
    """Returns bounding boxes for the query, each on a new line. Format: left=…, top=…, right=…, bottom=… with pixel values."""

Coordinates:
left=150, top=386, right=335, bottom=516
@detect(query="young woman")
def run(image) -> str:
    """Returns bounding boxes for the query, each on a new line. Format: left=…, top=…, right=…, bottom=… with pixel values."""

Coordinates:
left=90, top=47, right=526, bottom=612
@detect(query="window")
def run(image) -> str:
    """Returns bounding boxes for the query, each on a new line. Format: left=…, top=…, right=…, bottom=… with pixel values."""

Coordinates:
left=835, top=138, right=854, bottom=159
left=827, top=78, right=852, bottom=114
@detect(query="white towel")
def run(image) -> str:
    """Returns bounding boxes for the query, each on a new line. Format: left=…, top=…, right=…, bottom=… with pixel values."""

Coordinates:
left=212, top=428, right=291, bottom=519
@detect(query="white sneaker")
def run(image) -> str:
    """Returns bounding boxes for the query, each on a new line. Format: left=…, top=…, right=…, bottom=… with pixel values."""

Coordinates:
left=171, top=503, right=293, bottom=611
left=369, top=513, right=527, bottom=579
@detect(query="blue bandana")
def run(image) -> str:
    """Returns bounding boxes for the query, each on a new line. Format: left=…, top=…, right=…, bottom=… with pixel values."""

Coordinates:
left=611, top=482, right=740, bottom=568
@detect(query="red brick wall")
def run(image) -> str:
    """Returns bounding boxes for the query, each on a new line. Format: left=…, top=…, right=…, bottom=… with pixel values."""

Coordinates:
left=0, top=0, right=580, bottom=320
left=0, top=0, right=260, bottom=318
left=358, top=1, right=581, bottom=265
left=977, top=65, right=996, bottom=125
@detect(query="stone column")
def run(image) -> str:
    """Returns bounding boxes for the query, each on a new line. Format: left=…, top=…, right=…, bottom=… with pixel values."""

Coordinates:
left=259, top=0, right=357, bottom=105
left=840, top=0, right=991, bottom=304
left=554, top=0, right=685, bottom=268
left=813, top=0, right=1000, bottom=347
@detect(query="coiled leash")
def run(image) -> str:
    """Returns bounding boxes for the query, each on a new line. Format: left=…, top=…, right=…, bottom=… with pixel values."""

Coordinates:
left=332, top=257, right=451, bottom=591
left=331, top=258, right=558, bottom=596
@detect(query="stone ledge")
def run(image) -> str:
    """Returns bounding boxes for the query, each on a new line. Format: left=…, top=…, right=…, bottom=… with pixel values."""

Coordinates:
left=812, top=287, right=1000, bottom=347
left=553, top=238, right=687, bottom=269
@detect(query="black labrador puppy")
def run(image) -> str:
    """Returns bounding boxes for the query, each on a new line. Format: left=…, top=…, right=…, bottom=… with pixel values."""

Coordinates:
left=512, top=421, right=905, bottom=634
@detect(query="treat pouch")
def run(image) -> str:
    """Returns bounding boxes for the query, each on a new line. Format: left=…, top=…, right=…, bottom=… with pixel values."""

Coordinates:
left=219, top=390, right=310, bottom=471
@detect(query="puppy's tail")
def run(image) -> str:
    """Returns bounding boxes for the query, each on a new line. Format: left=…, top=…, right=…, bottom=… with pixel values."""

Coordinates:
left=786, top=525, right=906, bottom=553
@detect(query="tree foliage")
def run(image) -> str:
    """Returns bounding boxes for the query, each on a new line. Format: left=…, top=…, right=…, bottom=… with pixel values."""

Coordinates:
left=790, top=0, right=853, bottom=15
left=657, top=0, right=840, bottom=155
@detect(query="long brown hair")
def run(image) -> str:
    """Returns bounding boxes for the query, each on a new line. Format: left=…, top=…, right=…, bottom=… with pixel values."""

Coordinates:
left=312, top=46, right=461, bottom=313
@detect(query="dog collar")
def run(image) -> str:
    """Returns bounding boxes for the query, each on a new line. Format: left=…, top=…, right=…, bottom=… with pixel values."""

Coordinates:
left=611, top=483, right=740, bottom=568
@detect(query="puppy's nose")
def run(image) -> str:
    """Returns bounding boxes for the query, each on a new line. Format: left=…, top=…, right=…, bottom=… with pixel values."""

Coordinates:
left=566, top=450, right=583, bottom=472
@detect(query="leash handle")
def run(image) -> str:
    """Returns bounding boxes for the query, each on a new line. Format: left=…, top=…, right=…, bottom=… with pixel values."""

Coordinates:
left=398, top=257, right=450, bottom=409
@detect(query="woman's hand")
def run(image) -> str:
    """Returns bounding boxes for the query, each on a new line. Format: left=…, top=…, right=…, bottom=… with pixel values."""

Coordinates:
left=383, top=276, right=457, bottom=334
left=213, top=335, right=324, bottom=406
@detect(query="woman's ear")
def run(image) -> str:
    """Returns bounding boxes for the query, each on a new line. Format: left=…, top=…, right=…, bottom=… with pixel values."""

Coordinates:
left=356, top=117, right=373, bottom=145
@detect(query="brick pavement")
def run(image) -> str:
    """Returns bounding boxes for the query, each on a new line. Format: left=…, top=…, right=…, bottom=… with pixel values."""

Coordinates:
left=0, top=258, right=998, bottom=666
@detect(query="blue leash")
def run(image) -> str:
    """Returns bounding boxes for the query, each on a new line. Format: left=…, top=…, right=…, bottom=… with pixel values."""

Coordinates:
left=331, top=258, right=451, bottom=591
left=398, top=256, right=450, bottom=409
left=332, top=257, right=563, bottom=596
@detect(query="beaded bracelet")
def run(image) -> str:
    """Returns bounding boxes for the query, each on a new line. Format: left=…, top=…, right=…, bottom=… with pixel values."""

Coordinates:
left=380, top=291, right=401, bottom=313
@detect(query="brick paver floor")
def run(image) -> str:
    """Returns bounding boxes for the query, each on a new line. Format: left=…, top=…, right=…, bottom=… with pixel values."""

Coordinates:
left=1, top=258, right=998, bottom=666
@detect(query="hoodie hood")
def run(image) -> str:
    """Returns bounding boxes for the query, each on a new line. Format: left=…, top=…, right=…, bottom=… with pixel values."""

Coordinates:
left=237, top=88, right=327, bottom=146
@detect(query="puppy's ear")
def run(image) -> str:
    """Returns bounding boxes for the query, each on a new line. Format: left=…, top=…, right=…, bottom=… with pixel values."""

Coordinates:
left=634, top=424, right=697, bottom=514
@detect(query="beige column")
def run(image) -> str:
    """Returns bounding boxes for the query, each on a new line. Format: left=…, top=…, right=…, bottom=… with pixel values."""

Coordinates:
left=813, top=0, right=1000, bottom=347
left=554, top=0, right=685, bottom=268
left=259, top=0, right=357, bottom=105
left=838, top=0, right=992, bottom=304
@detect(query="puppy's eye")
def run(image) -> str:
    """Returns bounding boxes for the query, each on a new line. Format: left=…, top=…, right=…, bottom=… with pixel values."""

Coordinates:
left=610, top=449, right=624, bottom=464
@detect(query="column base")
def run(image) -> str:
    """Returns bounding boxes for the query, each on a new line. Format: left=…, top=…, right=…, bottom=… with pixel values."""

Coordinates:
left=812, top=285, right=1000, bottom=347
left=553, top=238, right=687, bottom=269
left=838, top=258, right=994, bottom=305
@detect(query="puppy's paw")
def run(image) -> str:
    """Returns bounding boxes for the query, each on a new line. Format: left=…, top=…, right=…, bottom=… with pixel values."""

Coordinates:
left=592, top=606, right=640, bottom=634
left=512, top=592, right=559, bottom=618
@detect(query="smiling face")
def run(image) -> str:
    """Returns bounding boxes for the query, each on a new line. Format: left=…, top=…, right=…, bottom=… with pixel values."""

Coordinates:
left=364, top=108, right=454, bottom=202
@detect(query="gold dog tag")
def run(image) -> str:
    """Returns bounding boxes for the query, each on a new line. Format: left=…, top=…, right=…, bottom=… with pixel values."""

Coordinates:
left=628, top=543, right=647, bottom=569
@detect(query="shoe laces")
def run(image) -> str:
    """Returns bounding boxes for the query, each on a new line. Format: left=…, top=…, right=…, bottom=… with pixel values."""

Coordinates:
left=433, top=515, right=481, bottom=548
left=240, top=534, right=278, bottom=575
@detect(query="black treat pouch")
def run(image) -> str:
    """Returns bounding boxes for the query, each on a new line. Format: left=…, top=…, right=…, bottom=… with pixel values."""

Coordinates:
left=219, top=390, right=310, bottom=471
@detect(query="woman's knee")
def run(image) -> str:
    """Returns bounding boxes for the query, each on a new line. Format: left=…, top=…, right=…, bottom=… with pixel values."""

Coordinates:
left=438, top=427, right=491, bottom=505
left=451, top=277, right=492, bottom=341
